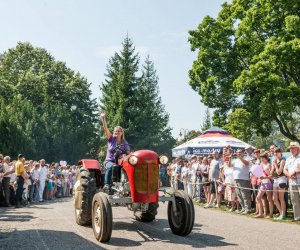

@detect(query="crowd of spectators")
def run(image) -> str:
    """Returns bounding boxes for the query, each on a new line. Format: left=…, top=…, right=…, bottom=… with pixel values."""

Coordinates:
left=166, top=141, right=300, bottom=221
left=0, top=153, right=79, bottom=208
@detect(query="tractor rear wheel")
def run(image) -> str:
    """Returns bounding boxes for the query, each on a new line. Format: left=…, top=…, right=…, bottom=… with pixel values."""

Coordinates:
left=92, top=192, right=113, bottom=242
left=135, top=202, right=159, bottom=222
left=167, top=190, right=194, bottom=236
left=74, top=167, right=96, bottom=225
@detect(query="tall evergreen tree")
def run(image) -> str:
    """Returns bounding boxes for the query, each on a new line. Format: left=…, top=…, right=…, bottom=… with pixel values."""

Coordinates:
left=99, top=37, right=175, bottom=159
left=137, top=56, right=175, bottom=153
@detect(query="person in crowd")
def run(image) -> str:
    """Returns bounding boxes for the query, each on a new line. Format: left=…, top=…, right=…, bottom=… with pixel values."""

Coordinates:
left=221, top=155, right=239, bottom=212
left=255, top=152, right=274, bottom=218
left=54, top=163, right=60, bottom=176
left=176, top=159, right=184, bottom=190
left=167, top=162, right=173, bottom=187
left=31, top=163, right=40, bottom=202
left=181, top=160, right=189, bottom=193
left=25, top=164, right=33, bottom=203
left=205, top=151, right=221, bottom=208
left=194, top=156, right=203, bottom=200
left=251, top=149, right=261, bottom=213
left=15, top=154, right=27, bottom=208
left=0, top=154, right=4, bottom=196
left=231, top=149, right=252, bottom=214
left=2, top=156, right=14, bottom=206
left=284, top=141, right=300, bottom=221
left=38, top=159, right=48, bottom=202
left=170, top=159, right=178, bottom=189
left=245, top=146, right=254, bottom=162
left=23, top=164, right=32, bottom=204
left=271, top=147, right=287, bottom=220
left=100, top=112, right=130, bottom=191
left=159, top=163, right=167, bottom=187
left=200, top=157, right=210, bottom=203
left=46, top=171, right=54, bottom=200
left=190, top=155, right=198, bottom=197
left=269, top=145, right=276, bottom=162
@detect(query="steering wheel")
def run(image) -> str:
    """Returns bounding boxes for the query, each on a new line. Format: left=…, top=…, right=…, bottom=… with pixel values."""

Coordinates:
left=114, top=143, right=135, bottom=154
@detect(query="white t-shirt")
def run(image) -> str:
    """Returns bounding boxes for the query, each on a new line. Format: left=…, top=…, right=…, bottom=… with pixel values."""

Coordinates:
left=232, top=158, right=250, bottom=180
left=181, top=166, right=188, bottom=182
left=32, top=169, right=40, bottom=181
left=284, top=153, right=300, bottom=186
left=3, top=163, right=13, bottom=178
left=224, top=166, right=234, bottom=185
left=39, top=166, right=48, bottom=181
left=10, top=173, right=16, bottom=183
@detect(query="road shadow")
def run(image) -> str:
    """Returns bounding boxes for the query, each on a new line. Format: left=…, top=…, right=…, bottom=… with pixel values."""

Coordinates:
left=0, top=209, right=36, bottom=222
left=109, top=218, right=237, bottom=248
left=0, top=229, right=105, bottom=250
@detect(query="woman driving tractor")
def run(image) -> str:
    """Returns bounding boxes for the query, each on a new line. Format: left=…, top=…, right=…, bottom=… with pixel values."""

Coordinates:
left=100, top=112, right=130, bottom=191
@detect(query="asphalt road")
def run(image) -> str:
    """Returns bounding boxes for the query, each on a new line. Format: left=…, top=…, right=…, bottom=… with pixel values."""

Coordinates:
left=0, top=197, right=299, bottom=250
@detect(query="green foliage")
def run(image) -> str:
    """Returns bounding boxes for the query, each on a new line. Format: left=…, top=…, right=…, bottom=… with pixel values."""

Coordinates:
left=224, top=108, right=252, bottom=142
left=189, top=0, right=300, bottom=142
left=175, top=130, right=201, bottom=146
left=200, top=107, right=212, bottom=132
left=99, top=37, right=175, bottom=160
left=0, top=42, right=99, bottom=163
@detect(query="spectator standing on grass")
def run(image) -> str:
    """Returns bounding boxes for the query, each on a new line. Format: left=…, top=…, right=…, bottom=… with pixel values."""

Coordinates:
left=284, top=141, right=300, bottom=221
left=171, top=159, right=179, bottom=189
left=221, top=156, right=239, bottom=212
left=176, top=159, right=183, bottom=190
left=200, top=157, right=210, bottom=204
left=205, top=151, right=221, bottom=208
left=271, top=147, right=287, bottom=220
left=186, top=161, right=194, bottom=196
left=190, top=155, right=198, bottom=197
left=181, top=160, right=188, bottom=193
left=255, top=152, right=274, bottom=218
left=231, top=149, right=252, bottom=214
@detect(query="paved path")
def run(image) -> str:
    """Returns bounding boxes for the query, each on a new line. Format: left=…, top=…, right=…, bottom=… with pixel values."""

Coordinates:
left=0, top=197, right=299, bottom=250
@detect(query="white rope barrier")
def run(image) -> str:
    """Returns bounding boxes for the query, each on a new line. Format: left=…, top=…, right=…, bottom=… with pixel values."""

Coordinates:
left=170, top=176, right=295, bottom=193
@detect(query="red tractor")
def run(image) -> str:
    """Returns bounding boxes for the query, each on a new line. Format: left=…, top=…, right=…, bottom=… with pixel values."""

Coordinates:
left=74, top=148, right=194, bottom=242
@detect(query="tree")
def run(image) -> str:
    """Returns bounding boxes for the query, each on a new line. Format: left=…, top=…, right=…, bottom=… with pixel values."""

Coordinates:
left=137, top=56, right=175, bottom=153
left=200, top=107, right=212, bottom=132
left=175, top=130, right=200, bottom=147
left=188, top=0, right=300, bottom=142
left=0, top=42, right=99, bottom=163
left=99, top=37, right=175, bottom=160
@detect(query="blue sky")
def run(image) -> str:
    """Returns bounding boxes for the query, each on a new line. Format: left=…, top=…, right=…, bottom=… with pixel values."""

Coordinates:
left=0, top=0, right=224, bottom=138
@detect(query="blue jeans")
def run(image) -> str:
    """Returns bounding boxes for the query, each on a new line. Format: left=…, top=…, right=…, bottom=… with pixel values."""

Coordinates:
left=104, top=161, right=117, bottom=185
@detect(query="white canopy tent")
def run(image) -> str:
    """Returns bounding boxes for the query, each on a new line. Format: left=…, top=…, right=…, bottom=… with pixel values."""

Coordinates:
left=172, top=127, right=253, bottom=158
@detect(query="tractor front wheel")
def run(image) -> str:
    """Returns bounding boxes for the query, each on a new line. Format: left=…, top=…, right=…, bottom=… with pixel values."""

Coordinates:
left=92, top=192, right=113, bottom=242
left=167, top=190, right=194, bottom=236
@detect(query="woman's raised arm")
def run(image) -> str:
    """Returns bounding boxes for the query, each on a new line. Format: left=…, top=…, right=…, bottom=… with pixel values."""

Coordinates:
left=100, top=112, right=111, bottom=140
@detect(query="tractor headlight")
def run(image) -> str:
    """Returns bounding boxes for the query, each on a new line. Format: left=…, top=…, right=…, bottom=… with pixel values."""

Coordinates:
left=128, top=155, right=138, bottom=166
left=159, top=155, right=168, bottom=165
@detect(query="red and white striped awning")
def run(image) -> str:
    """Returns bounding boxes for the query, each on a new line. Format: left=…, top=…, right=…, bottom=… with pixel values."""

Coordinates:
left=172, top=127, right=252, bottom=158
